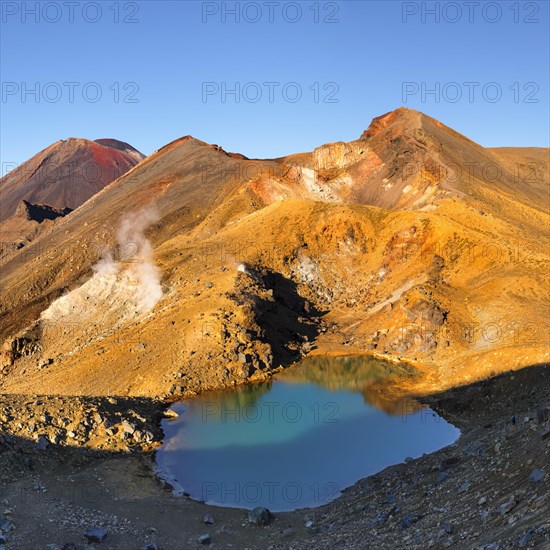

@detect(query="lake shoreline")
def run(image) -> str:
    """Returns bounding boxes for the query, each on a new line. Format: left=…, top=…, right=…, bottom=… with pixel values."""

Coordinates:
left=1, top=362, right=548, bottom=548
left=155, top=357, right=460, bottom=511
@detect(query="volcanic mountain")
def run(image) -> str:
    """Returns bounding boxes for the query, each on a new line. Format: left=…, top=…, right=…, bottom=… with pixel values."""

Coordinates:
left=1, top=137, right=144, bottom=220
left=0, top=138, right=144, bottom=259
left=0, top=108, right=548, bottom=398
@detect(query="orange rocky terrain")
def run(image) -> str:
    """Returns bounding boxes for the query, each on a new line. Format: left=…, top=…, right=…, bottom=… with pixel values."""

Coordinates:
left=0, top=108, right=548, bottom=399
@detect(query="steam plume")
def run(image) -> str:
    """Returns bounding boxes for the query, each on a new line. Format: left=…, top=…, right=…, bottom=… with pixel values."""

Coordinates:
left=113, top=207, right=162, bottom=311
left=41, top=206, right=163, bottom=331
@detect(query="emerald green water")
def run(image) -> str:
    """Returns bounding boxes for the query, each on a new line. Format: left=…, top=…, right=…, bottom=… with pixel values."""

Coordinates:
left=156, top=356, right=459, bottom=512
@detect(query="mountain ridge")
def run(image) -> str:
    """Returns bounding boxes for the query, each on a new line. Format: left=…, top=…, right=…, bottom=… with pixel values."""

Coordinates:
left=0, top=107, right=548, bottom=401
left=0, top=136, right=145, bottom=262
left=0, top=137, right=145, bottom=221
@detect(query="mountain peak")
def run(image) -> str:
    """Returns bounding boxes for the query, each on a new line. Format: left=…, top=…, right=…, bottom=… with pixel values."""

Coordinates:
left=94, top=138, right=142, bottom=154
left=0, top=137, right=145, bottom=222
left=360, top=107, right=422, bottom=140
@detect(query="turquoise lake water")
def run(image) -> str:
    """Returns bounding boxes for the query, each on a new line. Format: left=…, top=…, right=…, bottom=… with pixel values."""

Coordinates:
left=156, top=356, right=459, bottom=511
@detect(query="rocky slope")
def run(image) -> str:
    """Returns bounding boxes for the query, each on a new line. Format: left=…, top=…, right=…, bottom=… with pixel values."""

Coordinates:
left=0, top=138, right=144, bottom=261
left=0, top=108, right=548, bottom=400
left=0, top=363, right=547, bottom=549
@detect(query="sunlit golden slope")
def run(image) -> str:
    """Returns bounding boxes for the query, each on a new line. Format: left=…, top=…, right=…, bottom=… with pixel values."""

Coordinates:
left=0, top=108, right=548, bottom=397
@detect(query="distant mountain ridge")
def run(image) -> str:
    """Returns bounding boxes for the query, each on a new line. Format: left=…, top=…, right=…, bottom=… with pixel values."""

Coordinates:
left=0, top=137, right=144, bottom=222
left=0, top=137, right=144, bottom=261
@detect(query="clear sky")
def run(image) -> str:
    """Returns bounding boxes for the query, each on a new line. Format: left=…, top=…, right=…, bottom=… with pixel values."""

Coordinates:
left=1, top=0, right=549, bottom=168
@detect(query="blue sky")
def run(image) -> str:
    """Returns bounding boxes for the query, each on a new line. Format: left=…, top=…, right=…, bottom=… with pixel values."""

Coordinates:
left=1, top=0, right=548, bottom=167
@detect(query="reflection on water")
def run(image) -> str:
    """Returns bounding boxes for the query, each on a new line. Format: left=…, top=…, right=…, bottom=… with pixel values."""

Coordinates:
left=277, top=354, right=422, bottom=415
left=156, top=356, right=459, bottom=512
